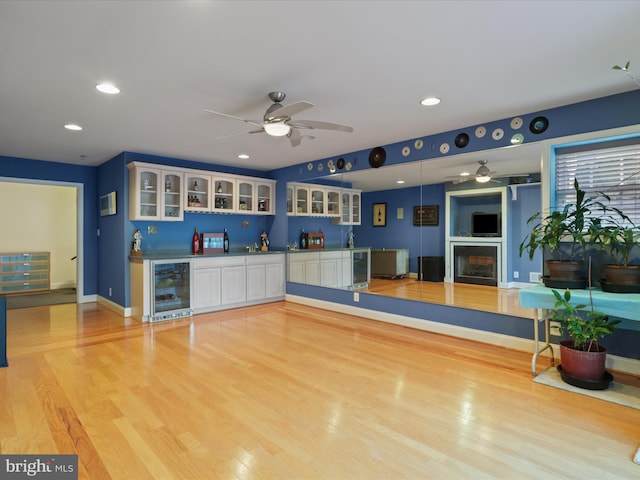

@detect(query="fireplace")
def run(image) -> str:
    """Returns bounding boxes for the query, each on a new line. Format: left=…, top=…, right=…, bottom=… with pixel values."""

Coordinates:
left=454, top=245, right=498, bottom=286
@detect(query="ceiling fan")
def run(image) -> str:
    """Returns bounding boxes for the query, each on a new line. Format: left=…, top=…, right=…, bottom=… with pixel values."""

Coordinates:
left=204, top=91, right=353, bottom=147
left=448, top=160, right=530, bottom=184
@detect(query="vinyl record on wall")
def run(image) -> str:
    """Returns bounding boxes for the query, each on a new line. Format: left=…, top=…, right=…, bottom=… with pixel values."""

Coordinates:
left=454, top=132, right=470, bottom=148
left=529, top=116, right=549, bottom=134
left=369, top=147, right=386, bottom=168
left=337, top=158, right=345, bottom=170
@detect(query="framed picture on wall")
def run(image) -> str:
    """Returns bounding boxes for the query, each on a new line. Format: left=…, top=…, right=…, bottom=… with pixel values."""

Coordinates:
left=100, top=191, right=117, bottom=216
left=413, top=205, right=438, bottom=226
left=373, top=202, right=387, bottom=227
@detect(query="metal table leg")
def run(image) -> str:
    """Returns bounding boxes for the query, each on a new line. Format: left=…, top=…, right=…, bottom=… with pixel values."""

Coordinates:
left=532, top=308, right=554, bottom=376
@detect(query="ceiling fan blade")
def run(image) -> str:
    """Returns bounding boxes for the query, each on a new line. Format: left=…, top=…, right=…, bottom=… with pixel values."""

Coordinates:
left=289, top=120, right=353, bottom=133
left=267, top=101, right=314, bottom=120
left=204, top=109, right=263, bottom=127
left=288, top=128, right=302, bottom=147
left=215, top=128, right=263, bottom=140
left=451, top=177, right=471, bottom=184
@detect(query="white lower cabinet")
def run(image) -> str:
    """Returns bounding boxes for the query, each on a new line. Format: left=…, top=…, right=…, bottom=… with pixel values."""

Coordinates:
left=288, top=252, right=321, bottom=285
left=288, top=250, right=353, bottom=288
left=191, top=253, right=284, bottom=314
left=247, top=254, right=285, bottom=301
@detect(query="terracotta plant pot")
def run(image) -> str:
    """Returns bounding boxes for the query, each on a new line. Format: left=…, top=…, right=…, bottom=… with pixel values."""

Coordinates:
left=603, top=264, right=640, bottom=285
left=546, top=260, right=583, bottom=280
left=559, top=340, right=606, bottom=382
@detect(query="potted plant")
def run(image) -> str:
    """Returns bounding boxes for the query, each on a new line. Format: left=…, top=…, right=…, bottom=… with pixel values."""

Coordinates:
left=589, top=214, right=640, bottom=290
left=519, top=179, right=607, bottom=287
left=550, top=286, right=620, bottom=387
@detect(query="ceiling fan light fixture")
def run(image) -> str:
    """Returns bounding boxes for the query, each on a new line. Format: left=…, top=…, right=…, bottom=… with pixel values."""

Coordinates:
left=476, top=175, right=491, bottom=183
left=264, top=122, right=291, bottom=137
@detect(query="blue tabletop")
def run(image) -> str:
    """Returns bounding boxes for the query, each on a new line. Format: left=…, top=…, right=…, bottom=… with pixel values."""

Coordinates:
left=519, top=284, right=640, bottom=327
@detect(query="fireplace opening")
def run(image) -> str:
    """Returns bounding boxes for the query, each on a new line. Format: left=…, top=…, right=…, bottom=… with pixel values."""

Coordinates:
left=454, top=245, right=498, bottom=286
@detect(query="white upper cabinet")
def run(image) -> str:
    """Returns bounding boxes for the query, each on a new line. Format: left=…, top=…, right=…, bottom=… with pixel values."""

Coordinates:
left=287, top=183, right=343, bottom=218
left=129, top=162, right=183, bottom=221
left=184, top=171, right=211, bottom=213
left=129, top=161, right=276, bottom=219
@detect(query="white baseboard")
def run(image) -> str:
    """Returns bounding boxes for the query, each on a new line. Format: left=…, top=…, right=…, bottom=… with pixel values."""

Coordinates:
left=285, top=294, right=640, bottom=376
left=97, top=295, right=131, bottom=317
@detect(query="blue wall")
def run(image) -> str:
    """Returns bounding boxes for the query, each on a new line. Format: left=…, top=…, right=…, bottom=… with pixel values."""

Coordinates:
left=0, top=155, right=99, bottom=296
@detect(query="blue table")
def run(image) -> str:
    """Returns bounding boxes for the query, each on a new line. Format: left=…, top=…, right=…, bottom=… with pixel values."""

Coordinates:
left=518, top=284, right=640, bottom=375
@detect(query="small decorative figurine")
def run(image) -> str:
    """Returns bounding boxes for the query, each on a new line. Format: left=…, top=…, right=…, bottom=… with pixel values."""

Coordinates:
left=132, top=229, right=142, bottom=255
left=347, top=230, right=355, bottom=249
left=260, top=231, right=269, bottom=251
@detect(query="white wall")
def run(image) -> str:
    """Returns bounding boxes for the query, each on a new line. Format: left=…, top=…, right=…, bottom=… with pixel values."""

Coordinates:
left=0, top=182, right=77, bottom=289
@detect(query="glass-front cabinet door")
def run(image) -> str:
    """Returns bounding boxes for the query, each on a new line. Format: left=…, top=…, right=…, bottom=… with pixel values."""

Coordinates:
left=310, top=188, right=325, bottom=216
left=286, top=184, right=294, bottom=215
left=327, top=189, right=340, bottom=217
left=161, top=170, right=183, bottom=221
left=185, top=172, right=211, bottom=212
left=295, top=185, right=309, bottom=215
left=341, top=191, right=351, bottom=224
left=256, top=182, right=274, bottom=214
left=351, top=191, right=361, bottom=225
left=129, top=163, right=160, bottom=220
left=212, top=176, right=235, bottom=213
left=237, top=180, right=254, bottom=212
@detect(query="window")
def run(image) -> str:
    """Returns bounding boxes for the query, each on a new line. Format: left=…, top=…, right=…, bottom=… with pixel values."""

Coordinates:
left=554, top=136, right=640, bottom=225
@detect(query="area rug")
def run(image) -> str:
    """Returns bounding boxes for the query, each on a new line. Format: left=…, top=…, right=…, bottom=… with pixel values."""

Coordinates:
left=534, top=366, right=640, bottom=410
left=5, top=288, right=76, bottom=310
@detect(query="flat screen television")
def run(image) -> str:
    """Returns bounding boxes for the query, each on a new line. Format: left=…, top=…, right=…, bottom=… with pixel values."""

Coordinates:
left=471, top=212, right=501, bottom=237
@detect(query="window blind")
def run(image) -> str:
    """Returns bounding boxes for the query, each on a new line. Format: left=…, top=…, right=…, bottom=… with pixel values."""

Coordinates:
left=555, top=139, right=640, bottom=225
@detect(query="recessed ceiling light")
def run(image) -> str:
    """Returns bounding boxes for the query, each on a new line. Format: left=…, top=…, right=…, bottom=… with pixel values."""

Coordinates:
left=64, top=124, right=83, bottom=131
left=96, top=83, right=120, bottom=94
left=420, top=96, right=441, bottom=106
left=238, top=154, right=250, bottom=159
left=396, top=180, right=405, bottom=184
left=460, top=171, right=470, bottom=176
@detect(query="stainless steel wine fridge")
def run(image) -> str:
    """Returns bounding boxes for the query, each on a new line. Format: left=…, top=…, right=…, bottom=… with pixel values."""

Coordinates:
left=150, top=260, right=192, bottom=322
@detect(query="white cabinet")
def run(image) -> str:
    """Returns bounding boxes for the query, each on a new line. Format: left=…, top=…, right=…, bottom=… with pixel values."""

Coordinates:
left=191, top=254, right=284, bottom=313
left=129, top=162, right=184, bottom=221
left=185, top=171, right=212, bottom=213
left=193, top=261, right=221, bottom=310
left=287, top=183, right=342, bottom=218
left=288, top=252, right=320, bottom=285
left=338, top=190, right=361, bottom=225
left=128, top=163, right=160, bottom=220
left=161, top=170, right=184, bottom=220
left=288, top=250, right=367, bottom=289
left=221, top=263, right=246, bottom=305
left=247, top=254, right=285, bottom=301
left=132, top=162, right=275, bottom=218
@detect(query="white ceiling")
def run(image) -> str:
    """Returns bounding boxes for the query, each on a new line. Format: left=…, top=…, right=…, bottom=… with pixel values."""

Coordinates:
left=1, top=1, right=639, bottom=189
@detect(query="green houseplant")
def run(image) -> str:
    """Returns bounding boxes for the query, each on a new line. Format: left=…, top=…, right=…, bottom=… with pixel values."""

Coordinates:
left=589, top=214, right=640, bottom=288
left=550, top=287, right=620, bottom=383
left=519, top=179, right=608, bottom=286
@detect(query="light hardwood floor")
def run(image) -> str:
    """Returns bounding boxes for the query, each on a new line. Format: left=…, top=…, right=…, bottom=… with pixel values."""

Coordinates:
left=1, top=299, right=639, bottom=479
left=365, top=277, right=533, bottom=318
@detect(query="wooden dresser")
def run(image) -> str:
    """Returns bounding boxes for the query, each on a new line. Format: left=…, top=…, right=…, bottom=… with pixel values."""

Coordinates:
left=0, top=252, right=50, bottom=295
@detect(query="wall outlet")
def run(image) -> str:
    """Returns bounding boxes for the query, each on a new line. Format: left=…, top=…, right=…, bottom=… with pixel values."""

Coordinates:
left=148, top=225, right=158, bottom=234
left=513, top=271, right=519, bottom=279
left=530, top=272, right=542, bottom=283
left=354, top=292, right=359, bottom=302
left=550, top=320, right=562, bottom=336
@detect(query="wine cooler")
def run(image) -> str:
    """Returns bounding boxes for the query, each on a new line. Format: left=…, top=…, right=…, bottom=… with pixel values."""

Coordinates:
left=150, top=260, right=192, bottom=322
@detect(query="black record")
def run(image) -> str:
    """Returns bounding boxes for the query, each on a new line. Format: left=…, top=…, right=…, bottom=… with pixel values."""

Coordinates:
left=454, top=132, right=470, bottom=148
left=368, top=147, right=386, bottom=168
left=529, top=116, right=549, bottom=134
left=337, top=158, right=345, bottom=170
